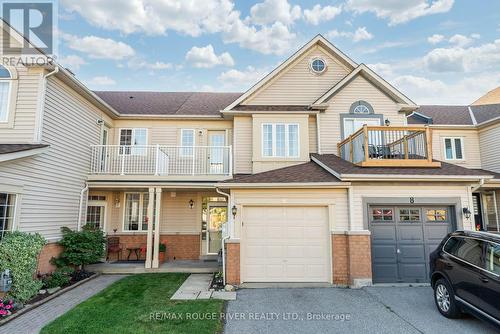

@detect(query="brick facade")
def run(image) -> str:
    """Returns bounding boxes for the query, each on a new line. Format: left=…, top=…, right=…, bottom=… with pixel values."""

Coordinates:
left=225, top=242, right=240, bottom=285
left=37, top=243, right=63, bottom=274
left=106, top=234, right=200, bottom=261
left=332, top=233, right=372, bottom=285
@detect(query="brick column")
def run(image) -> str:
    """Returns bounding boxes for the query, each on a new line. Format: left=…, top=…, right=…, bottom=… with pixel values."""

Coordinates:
left=225, top=242, right=240, bottom=285
left=332, top=234, right=349, bottom=285
left=347, top=233, right=372, bottom=286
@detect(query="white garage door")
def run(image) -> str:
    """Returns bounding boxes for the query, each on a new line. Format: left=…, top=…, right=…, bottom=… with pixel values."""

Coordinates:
left=242, top=206, right=330, bottom=283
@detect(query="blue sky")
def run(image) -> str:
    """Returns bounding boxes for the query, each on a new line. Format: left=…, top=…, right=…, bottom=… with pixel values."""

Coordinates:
left=51, top=0, right=500, bottom=104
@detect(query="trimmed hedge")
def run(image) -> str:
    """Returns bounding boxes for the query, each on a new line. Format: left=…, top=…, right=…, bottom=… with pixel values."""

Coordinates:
left=0, top=231, right=46, bottom=302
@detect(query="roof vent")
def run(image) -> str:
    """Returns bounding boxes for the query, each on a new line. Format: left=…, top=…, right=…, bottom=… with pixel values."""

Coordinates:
left=129, top=96, right=134, bottom=99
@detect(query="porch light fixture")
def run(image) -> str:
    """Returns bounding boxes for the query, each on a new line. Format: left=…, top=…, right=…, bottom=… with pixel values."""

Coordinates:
left=385, top=119, right=391, bottom=126
left=189, top=199, right=194, bottom=209
left=462, top=207, right=472, bottom=220
left=231, top=205, right=237, bottom=218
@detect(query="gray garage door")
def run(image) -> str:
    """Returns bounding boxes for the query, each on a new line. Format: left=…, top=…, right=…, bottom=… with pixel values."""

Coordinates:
left=369, top=206, right=454, bottom=283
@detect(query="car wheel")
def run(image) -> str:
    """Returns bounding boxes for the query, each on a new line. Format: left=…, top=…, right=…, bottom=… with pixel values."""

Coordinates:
left=434, top=278, right=462, bottom=318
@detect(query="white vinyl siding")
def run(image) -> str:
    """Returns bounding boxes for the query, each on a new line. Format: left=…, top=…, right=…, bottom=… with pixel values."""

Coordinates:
left=233, top=116, right=252, bottom=174
left=261, top=123, right=299, bottom=158
left=443, top=137, right=464, bottom=160
left=479, top=125, right=500, bottom=173
left=0, top=76, right=108, bottom=240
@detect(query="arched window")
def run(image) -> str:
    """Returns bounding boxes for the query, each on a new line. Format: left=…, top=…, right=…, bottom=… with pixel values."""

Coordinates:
left=0, top=65, right=12, bottom=122
left=350, top=100, right=373, bottom=114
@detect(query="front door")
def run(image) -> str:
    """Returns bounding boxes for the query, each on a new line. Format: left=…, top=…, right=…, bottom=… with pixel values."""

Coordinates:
left=472, top=193, right=483, bottom=231
left=207, top=204, right=226, bottom=254
left=100, top=126, right=109, bottom=172
left=208, top=131, right=225, bottom=174
left=86, top=204, right=106, bottom=230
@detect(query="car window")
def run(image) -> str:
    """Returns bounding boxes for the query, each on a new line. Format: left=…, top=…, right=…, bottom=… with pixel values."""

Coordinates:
left=445, top=237, right=484, bottom=267
left=484, top=242, right=500, bottom=275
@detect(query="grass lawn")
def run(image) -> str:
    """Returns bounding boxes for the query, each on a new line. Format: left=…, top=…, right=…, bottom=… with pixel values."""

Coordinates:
left=41, top=273, right=225, bottom=334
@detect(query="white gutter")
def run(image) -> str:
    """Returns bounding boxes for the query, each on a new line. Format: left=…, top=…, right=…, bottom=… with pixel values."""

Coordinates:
left=215, top=187, right=231, bottom=286
left=34, top=66, right=59, bottom=142
left=472, top=177, right=486, bottom=192
left=77, top=183, right=88, bottom=231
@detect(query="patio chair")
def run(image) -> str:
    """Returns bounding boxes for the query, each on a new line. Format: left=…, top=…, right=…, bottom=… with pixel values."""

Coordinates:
left=363, top=144, right=379, bottom=158
left=106, top=236, right=122, bottom=261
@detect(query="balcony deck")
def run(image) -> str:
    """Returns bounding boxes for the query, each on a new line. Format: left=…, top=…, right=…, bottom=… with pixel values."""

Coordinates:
left=338, top=125, right=441, bottom=168
left=89, top=145, right=232, bottom=181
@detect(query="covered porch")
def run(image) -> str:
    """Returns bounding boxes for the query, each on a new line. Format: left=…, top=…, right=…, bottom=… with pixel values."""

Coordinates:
left=83, top=183, right=229, bottom=270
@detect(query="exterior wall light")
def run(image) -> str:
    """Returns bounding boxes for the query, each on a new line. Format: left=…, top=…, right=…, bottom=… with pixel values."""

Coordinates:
left=232, top=205, right=237, bottom=218
left=189, top=199, right=194, bottom=209
left=385, top=119, right=391, bottom=126
left=462, top=207, right=472, bottom=220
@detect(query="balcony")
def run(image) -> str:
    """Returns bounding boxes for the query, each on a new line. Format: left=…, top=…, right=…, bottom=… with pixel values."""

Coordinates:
left=337, top=125, right=441, bottom=167
left=89, top=145, right=232, bottom=179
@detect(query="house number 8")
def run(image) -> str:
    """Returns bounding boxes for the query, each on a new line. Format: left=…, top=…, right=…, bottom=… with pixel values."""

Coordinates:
left=409, top=197, right=415, bottom=204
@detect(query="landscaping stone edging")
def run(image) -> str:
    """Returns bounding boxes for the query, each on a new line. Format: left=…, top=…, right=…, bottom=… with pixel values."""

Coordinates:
left=0, top=273, right=100, bottom=326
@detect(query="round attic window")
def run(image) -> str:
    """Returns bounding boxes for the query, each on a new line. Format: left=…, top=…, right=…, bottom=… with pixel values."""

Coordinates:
left=310, top=58, right=327, bottom=74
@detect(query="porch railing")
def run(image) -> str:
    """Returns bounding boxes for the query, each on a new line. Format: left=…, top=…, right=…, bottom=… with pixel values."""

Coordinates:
left=90, top=145, right=232, bottom=176
left=337, top=125, right=440, bottom=167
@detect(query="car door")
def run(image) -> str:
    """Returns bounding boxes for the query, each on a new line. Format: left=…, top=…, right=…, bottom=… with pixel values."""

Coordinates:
left=444, top=237, right=486, bottom=310
left=480, top=241, right=500, bottom=320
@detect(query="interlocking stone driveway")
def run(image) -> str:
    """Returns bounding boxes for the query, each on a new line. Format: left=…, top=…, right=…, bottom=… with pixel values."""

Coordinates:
left=0, top=274, right=125, bottom=334
left=224, top=286, right=497, bottom=334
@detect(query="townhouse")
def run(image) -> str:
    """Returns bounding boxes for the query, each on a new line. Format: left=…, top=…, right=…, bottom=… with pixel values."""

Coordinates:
left=1, top=25, right=499, bottom=285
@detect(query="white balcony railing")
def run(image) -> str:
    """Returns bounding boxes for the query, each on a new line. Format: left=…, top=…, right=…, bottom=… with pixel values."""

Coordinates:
left=90, top=145, right=232, bottom=176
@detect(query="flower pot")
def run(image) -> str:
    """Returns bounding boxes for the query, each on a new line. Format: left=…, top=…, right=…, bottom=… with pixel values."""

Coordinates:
left=159, top=251, right=166, bottom=263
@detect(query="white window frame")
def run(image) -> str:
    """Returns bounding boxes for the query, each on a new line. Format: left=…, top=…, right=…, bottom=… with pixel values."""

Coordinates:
left=86, top=200, right=107, bottom=231
left=180, top=129, right=195, bottom=157
left=0, top=66, right=12, bottom=124
left=0, top=192, right=18, bottom=239
left=442, top=137, right=465, bottom=161
left=119, top=128, right=148, bottom=155
left=122, top=192, right=149, bottom=233
left=261, top=123, right=300, bottom=158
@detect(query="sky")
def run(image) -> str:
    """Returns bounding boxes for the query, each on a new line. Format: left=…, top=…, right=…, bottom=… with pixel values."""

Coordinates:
left=48, top=0, right=500, bottom=104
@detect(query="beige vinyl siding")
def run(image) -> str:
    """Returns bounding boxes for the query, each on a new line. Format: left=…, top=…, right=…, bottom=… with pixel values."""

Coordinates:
left=231, top=188, right=348, bottom=238
left=244, top=46, right=350, bottom=105
left=309, top=115, right=318, bottom=153
left=0, top=65, right=43, bottom=143
left=479, top=124, right=500, bottom=173
left=320, top=75, right=405, bottom=155
left=162, top=191, right=200, bottom=233
left=0, top=76, right=110, bottom=240
left=351, top=182, right=473, bottom=231
left=233, top=116, right=252, bottom=174
left=432, top=129, right=481, bottom=169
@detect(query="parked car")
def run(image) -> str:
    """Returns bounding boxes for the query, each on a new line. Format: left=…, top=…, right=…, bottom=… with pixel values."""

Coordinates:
left=430, top=230, right=500, bottom=329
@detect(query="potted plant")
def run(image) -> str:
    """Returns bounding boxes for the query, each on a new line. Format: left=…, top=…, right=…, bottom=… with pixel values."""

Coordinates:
left=159, top=243, right=167, bottom=264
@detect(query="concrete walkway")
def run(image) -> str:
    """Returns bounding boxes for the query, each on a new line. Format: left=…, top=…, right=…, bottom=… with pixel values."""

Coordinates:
left=0, top=275, right=125, bottom=334
left=171, top=274, right=236, bottom=300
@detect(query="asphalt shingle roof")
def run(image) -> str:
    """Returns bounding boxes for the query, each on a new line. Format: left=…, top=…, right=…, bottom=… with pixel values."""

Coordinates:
left=408, top=104, right=500, bottom=125
left=94, top=91, right=242, bottom=116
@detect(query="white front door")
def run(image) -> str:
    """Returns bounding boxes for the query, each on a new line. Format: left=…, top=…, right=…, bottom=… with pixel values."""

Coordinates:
left=343, top=118, right=381, bottom=138
left=242, top=206, right=330, bottom=283
left=208, top=131, right=225, bottom=174
left=86, top=203, right=106, bottom=230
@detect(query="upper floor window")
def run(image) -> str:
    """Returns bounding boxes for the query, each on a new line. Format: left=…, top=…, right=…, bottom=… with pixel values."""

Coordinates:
left=262, top=123, right=299, bottom=158
left=0, top=65, right=12, bottom=122
left=443, top=137, right=464, bottom=160
left=119, top=128, right=147, bottom=155
left=0, top=193, right=16, bottom=240
left=350, top=101, right=374, bottom=114
left=310, top=58, right=326, bottom=74
left=181, top=129, right=195, bottom=156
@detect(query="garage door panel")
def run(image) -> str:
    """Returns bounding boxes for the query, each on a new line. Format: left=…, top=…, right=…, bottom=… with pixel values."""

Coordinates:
left=243, top=206, right=329, bottom=283
left=399, top=263, right=427, bottom=281
left=371, top=225, right=396, bottom=243
left=399, top=245, right=425, bottom=263
left=372, top=264, right=398, bottom=283
left=372, top=245, right=397, bottom=263
left=424, top=225, right=450, bottom=242
left=398, top=225, right=424, bottom=243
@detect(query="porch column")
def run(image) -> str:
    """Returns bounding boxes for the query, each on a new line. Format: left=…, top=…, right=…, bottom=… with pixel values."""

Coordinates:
left=145, top=187, right=155, bottom=269
left=152, top=187, right=162, bottom=268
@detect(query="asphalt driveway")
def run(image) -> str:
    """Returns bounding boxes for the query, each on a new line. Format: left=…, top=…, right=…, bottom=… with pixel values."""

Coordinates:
left=224, top=286, right=497, bottom=334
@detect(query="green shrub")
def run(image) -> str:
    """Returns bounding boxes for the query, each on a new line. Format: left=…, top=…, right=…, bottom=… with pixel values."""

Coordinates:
left=55, top=226, right=105, bottom=269
left=0, top=231, right=46, bottom=302
left=42, top=267, right=73, bottom=289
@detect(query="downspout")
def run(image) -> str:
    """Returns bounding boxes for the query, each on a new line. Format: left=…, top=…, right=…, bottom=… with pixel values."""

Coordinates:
left=34, top=66, right=59, bottom=143
left=347, top=186, right=354, bottom=231
left=216, top=187, right=231, bottom=286
left=77, top=183, right=88, bottom=231
left=316, top=113, right=322, bottom=154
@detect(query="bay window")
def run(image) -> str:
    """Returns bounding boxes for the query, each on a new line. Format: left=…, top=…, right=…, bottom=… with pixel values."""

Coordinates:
left=262, top=123, right=299, bottom=158
left=123, top=193, right=149, bottom=232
